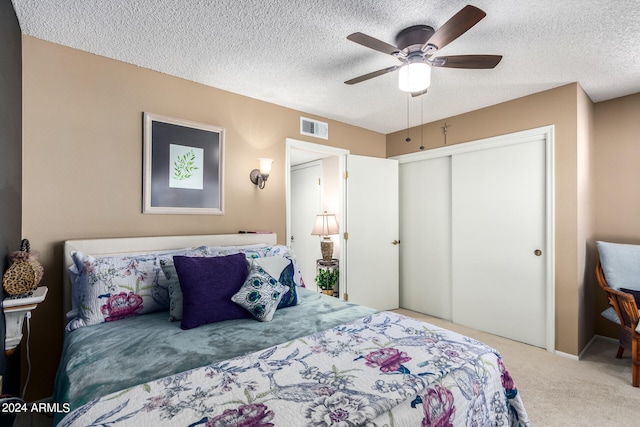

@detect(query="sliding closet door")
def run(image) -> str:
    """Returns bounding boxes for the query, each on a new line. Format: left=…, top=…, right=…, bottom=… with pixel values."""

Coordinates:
left=451, top=139, right=546, bottom=347
left=399, top=157, right=452, bottom=319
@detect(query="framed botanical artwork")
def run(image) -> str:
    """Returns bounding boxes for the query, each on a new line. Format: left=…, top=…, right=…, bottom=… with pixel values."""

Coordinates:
left=143, top=112, right=224, bottom=214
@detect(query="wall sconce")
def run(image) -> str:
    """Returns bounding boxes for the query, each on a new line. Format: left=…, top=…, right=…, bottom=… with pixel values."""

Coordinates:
left=249, top=158, right=273, bottom=189
left=311, top=211, right=339, bottom=261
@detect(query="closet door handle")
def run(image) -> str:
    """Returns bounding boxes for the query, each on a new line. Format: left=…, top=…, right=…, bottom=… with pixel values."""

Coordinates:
left=534, top=249, right=542, bottom=256
left=392, top=240, right=401, bottom=245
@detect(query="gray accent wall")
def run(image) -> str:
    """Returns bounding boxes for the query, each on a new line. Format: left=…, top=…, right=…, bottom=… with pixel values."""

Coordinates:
left=0, top=0, right=23, bottom=392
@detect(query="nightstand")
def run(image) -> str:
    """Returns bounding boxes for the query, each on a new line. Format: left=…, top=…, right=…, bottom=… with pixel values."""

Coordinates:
left=316, top=259, right=339, bottom=297
left=2, top=286, right=48, bottom=356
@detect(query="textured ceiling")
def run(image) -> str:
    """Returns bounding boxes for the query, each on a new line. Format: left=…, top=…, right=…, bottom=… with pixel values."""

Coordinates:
left=11, top=0, right=640, bottom=134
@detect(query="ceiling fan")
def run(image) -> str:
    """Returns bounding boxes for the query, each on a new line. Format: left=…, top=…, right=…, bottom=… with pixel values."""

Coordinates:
left=344, top=5, right=502, bottom=95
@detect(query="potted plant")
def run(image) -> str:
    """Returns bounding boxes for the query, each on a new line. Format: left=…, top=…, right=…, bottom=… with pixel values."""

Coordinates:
left=315, top=268, right=338, bottom=296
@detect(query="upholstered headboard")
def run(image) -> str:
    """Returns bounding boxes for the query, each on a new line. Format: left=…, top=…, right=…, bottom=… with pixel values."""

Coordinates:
left=62, top=233, right=278, bottom=316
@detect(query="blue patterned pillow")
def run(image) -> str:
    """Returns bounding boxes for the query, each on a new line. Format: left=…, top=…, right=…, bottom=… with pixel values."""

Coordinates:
left=255, top=246, right=306, bottom=288
left=242, top=255, right=297, bottom=308
left=277, top=261, right=298, bottom=309
left=232, top=260, right=288, bottom=321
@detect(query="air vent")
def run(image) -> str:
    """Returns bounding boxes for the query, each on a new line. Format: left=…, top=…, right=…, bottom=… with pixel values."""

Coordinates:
left=300, top=117, right=328, bottom=140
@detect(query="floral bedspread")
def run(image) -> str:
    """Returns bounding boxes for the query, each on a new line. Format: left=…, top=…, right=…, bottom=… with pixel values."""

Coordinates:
left=59, top=312, right=529, bottom=426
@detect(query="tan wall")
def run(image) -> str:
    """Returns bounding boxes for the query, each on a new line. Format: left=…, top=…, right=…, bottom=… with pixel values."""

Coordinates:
left=593, top=93, right=640, bottom=337
left=388, top=84, right=583, bottom=356
left=21, top=36, right=385, bottom=400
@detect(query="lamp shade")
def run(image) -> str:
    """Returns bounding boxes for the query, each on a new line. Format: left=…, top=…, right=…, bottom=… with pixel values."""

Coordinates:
left=311, top=213, right=339, bottom=236
left=398, top=62, right=431, bottom=92
left=258, top=158, right=273, bottom=175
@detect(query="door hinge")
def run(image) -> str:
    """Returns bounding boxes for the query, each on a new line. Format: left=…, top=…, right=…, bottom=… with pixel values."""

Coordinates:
left=318, top=178, right=321, bottom=185
left=343, top=232, right=348, bottom=240
left=343, top=292, right=348, bottom=301
left=344, top=171, right=348, bottom=179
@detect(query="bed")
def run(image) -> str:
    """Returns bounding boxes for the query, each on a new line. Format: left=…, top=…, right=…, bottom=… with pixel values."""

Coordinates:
left=52, top=233, right=530, bottom=426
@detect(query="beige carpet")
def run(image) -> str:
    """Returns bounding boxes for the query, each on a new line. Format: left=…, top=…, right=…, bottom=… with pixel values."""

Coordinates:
left=394, top=308, right=638, bottom=427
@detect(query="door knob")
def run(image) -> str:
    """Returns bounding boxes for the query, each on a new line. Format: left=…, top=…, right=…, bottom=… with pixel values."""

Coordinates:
left=534, top=249, right=542, bottom=256
left=392, top=240, right=401, bottom=245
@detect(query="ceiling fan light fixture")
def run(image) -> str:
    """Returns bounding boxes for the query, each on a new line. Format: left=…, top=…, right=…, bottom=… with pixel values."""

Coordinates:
left=398, top=62, right=431, bottom=92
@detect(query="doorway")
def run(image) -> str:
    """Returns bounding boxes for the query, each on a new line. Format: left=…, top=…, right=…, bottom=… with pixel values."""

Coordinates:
left=285, top=139, right=348, bottom=293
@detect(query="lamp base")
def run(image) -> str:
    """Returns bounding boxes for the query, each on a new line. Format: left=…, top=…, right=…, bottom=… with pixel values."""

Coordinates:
left=320, top=238, right=334, bottom=261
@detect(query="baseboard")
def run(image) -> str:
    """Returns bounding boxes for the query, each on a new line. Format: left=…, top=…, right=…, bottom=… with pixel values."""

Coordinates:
left=566, top=334, right=617, bottom=361
left=555, top=350, right=579, bottom=361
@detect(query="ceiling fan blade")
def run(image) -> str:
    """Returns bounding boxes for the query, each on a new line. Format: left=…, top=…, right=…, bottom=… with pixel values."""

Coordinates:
left=347, top=32, right=401, bottom=56
left=423, top=5, right=486, bottom=52
left=344, top=65, right=401, bottom=85
left=431, top=54, right=502, bottom=69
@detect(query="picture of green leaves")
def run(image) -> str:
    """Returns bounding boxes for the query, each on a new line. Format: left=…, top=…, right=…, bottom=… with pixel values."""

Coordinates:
left=173, top=149, right=199, bottom=181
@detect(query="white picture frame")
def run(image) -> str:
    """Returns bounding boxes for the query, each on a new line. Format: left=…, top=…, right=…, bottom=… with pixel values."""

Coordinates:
left=143, top=112, right=224, bottom=214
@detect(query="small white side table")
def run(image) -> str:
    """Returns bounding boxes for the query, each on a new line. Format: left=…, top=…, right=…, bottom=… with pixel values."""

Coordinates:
left=2, top=286, right=48, bottom=356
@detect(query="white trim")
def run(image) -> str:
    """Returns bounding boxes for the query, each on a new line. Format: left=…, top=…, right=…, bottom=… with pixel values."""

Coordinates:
left=285, top=139, right=349, bottom=297
left=576, top=334, right=601, bottom=360
left=392, top=126, right=554, bottom=163
left=291, top=159, right=322, bottom=172
left=393, top=126, right=556, bottom=353
left=554, top=350, right=580, bottom=361
left=544, top=126, right=556, bottom=353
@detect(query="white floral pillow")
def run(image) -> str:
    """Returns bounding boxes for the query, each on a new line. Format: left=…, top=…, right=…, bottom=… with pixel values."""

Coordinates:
left=66, top=252, right=168, bottom=332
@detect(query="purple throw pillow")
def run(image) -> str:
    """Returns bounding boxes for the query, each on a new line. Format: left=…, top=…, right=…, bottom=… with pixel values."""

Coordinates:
left=173, top=253, right=251, bottom=330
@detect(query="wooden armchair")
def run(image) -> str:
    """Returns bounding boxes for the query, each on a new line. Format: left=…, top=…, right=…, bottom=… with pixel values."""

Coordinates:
left=596, top=262, right=640, bottom=387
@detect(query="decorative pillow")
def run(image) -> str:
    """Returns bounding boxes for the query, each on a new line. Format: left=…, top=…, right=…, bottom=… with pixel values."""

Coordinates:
left=255, top=245, right=306, bottom=288
left=159, top=247, right=210, bottom=321
left=205, top=246, right=264, bottom=259
left=276, top=261, right=298, bottom=308
left=66, top=252, right=166, bottom=332
left=251, top=255, right=290, bottom=280
left=248, top=255, right=298, bottom=309
left=202, top=243, right=268, bottom=258
left=165, top=246, right=305, bottom=320
left=596, top=241, right=640, bottom=291
left=620, top=288, right=640, bottom=307
left=601, top=306, right=620, bottom=324
left=174, top=253, right=251, bottom=330
left=163, top=244, right=268, bottom=321
left=232, top=260, right=288, bottom=322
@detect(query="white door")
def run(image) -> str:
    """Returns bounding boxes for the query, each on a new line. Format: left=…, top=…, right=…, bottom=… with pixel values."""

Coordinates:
left=399, top=156, right=452, bottom=319
left=451, top=139, right=547, bottom=347
left=345, top=155, right=399, bottom=310
left=290, top=162, right=322, bottom=288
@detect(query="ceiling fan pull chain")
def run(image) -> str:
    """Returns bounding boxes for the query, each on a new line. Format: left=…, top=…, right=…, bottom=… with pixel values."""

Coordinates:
left=419, top=97, right=425, bottom=151
left=405, top=93, right=411, bottom=143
